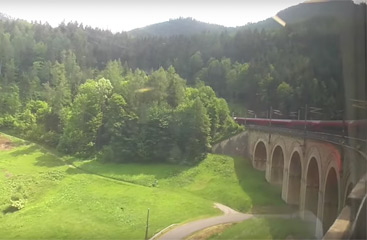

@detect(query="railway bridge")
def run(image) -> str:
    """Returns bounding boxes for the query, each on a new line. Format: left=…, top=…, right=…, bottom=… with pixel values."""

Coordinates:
left=212, top=125, right=367, bottom=238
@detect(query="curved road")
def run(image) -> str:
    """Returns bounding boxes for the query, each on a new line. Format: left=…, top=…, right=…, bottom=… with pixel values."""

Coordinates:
left=155, top=203, right=299, bottom=240
left=155, top=203, right=252, bottom=240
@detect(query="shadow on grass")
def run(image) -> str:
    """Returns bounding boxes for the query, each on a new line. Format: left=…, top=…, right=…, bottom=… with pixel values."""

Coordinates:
left=233, top=156, right=291, bottom=213
left=35, top=154, right=66, bottom=168
left=66, top=159, right=190, bottom=186
left=2, top=205, right=19, bottom=215
left=66, top=167, right=83, bottom=175
left=10, top=144, right=41, bottom=156
left=264, top=217, right=316, bottom=239
left=9, top=144, right=66, bottom=168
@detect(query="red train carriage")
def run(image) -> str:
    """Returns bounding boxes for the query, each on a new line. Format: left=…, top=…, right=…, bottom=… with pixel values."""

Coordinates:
left=234, top=117, right=367, bottom=137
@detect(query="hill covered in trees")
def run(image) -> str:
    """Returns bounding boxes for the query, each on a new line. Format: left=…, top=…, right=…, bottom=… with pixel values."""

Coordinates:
left=128, top=17, right=232, bottom=37
left=0, top=0, right=365, bottom=162
left=249, top=0, right=355, bottom=31
left=126, top=1, right=356, bottom=36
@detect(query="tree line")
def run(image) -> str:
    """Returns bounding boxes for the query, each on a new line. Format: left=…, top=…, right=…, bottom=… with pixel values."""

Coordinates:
left=0, top=14, right=350, bottom=118
left=0, top=49, right=240, bottom=163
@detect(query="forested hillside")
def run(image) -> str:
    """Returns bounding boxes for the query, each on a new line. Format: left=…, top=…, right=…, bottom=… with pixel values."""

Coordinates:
left=128, top=17, right=232, bottom=37
left=0, top=18, right=241, bottom=163
left=0, top=1, right=364, bottom=162
left=249, top=0, right=354, bottom=31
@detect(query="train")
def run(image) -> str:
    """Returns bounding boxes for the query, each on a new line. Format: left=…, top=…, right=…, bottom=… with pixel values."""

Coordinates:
left=234, top=117, right=367, bottom=137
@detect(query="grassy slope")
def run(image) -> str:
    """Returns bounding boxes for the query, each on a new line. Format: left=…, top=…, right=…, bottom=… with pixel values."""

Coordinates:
left=75, top=154, right=284, bottom=212
left=209, top=217, right=315, bottom=240
left=0, top=132, right=292, bottom=239
left=0, top=135, right=217, bottom=239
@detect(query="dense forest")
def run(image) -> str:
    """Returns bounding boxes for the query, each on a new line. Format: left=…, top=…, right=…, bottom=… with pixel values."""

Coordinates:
left=0, top=1, right=364, bottom=163
left=0, top=17, right=242, bottom=164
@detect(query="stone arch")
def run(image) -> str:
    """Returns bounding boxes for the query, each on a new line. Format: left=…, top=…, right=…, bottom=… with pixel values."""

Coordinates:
left=287, top=150, right=303, bottom=205
left=305, top=157, right=321, bottom=217
left=305, top=146, right=322, bottom=169
left=269, top=136, right=287, bottom=152
left=303, top=148, right=322, bottom=215
left=286, top=140, right=303, bottom=167
left=322, top=161, right=340, bottom=234
left=270, top=145, right=285, bottom=185
left=253, top=140, right=267, bottom=171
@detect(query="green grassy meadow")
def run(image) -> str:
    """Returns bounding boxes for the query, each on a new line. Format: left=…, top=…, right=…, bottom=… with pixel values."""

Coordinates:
left=0, top=132, right=292, bottom=239
left=74, top=153, right=284, bottom=212
left=209, top=217, right=315, bottom=240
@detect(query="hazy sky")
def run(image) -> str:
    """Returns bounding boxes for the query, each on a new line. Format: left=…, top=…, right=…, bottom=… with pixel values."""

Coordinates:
left=0, top=0, right=363, bottom=32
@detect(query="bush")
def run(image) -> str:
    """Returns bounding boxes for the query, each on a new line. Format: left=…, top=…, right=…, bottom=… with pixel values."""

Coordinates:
left=98, top=145, right=115, bottom=163
left=0, top=115, right=17, bottom=129
left=10, top=198, right=26, bottom=210
left=41, top=131, right=60, bottom=147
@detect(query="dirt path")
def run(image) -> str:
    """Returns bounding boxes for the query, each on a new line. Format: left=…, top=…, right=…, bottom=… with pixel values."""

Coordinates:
left=0, top=135, right=12, bottom=150
left=155, top=203, right=298, bottom=240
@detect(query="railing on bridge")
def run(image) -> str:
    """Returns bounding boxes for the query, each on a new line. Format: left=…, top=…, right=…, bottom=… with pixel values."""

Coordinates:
left=246, top=124, right=367, bottom=151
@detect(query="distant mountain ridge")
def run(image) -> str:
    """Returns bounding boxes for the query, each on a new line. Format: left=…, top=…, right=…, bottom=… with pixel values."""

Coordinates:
left=128, top=0, right=357, bottom=37
left=2, top=0, right=358, bottom=37
left=246, top=0, right=355, bottom=30
left=128, top=17, right=235, bottom=37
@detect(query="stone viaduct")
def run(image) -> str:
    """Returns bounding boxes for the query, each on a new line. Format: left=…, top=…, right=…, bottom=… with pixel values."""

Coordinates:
left=212, top=127, right=366, bottom=238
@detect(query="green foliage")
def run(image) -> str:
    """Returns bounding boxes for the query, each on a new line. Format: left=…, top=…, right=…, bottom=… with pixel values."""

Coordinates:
left=138, top=104, right=175, bottom=162
left=53, top=70, right=230, bottom=164
left=58, top=78, right=112, bottom=155
left=175, top=97, right=211, bottom=163
left=61, top=50, right=84, bottom=97
left=9, top=100, right=60, bottom=145
left=277, top=82, right=294, bottom=113
left=185, top=86, right=242, bottom=143
left=0, top=84, right=21, bottom=116
left=99, top=60, right=125, bottom=92
left=166, top=66, right=186, bottom=108
left=48, top=62, right=71, bottom=114
left=0, top=114, right=17, bottom=129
